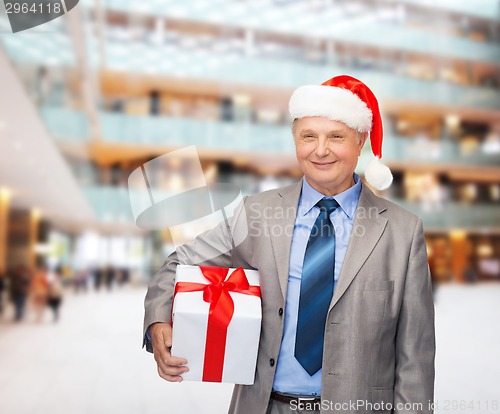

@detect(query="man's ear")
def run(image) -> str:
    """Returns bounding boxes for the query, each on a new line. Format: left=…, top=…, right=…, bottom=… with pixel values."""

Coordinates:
left=358, top=132, right=368, bottom=155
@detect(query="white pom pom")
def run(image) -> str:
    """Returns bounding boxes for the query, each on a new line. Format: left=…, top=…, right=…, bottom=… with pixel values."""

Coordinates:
left=365, top=157, right=393, bottom=191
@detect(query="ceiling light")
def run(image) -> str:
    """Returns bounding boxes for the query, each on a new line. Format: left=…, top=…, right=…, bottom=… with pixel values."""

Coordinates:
left=477, top=244, right=493, bottom=258
left=32, top=208, right=42, bottom=219
left=0, top=187, right=12, bottom=201
left=35, top=243, right=53, bottom=255
left=445, top=114, right=460, bottom=130
left=449, top=230, right=467, bottom=239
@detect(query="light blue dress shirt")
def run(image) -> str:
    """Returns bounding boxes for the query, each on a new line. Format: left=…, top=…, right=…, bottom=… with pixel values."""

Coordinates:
left=272, top=173, right=362, bottom=396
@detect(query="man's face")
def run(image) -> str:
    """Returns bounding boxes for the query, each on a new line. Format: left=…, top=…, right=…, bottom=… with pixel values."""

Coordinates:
left=294, top=117, right=367, bottom=196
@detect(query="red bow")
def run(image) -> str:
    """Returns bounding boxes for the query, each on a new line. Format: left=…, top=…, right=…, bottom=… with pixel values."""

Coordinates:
left=174, top=266, right=261, bottom=382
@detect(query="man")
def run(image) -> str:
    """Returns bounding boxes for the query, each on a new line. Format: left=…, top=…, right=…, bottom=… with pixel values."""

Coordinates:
left=0, top=270, right=6, bottom=316
left=9, top=265, right=31, bottom=322
left=143, top=75, right=435, bottom=414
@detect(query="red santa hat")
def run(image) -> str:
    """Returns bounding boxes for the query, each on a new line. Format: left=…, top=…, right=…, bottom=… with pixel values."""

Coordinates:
left=289, top=75, right=393, bottom=191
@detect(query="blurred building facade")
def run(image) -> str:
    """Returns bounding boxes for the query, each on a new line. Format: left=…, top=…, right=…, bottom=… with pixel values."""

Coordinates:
left=0, top=0, right=499, bottom=284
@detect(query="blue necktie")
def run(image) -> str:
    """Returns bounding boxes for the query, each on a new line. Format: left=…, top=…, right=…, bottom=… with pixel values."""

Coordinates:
left=295, top=198, right=339, bottom=376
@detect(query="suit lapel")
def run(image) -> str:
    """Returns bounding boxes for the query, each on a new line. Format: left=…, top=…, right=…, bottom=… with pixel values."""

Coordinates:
left=329, top=183, right=388, bottom=311
left=268, top=181, right=302, bottom=300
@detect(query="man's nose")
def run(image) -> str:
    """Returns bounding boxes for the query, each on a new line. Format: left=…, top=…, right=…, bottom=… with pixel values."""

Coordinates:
left=314, top=138, right=329, bottom=157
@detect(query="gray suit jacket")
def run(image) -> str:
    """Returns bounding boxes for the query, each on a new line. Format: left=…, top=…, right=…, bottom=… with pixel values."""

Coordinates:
left=143, top=180, right=435, bottom=414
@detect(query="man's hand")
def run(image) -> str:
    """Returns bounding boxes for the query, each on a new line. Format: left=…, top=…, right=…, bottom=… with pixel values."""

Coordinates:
left=150, top=322, right=189, bottom=382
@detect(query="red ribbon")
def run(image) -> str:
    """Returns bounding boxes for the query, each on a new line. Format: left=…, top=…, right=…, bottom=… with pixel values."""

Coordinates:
left=173, top=266, right=261, bottom=382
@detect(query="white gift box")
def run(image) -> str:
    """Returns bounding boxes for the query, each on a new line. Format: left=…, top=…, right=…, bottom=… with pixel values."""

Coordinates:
left=171, top=265, right=262, bottom=384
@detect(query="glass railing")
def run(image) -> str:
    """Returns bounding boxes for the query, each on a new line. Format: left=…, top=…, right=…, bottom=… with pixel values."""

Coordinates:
left=399, top=0, right=500, bottom=21
left=101, top=44, right=500, bottom=109
left=41, top=107, right=90, bottom=141
left=3, top=32, right=498, bottom=109
left=98, top=111, right=296, bottom=153
left=394, top=199, right=500, bottom=229
left=84, top=186, right=134, bottom=224
left=83, top=185, right=247, bottom=227
left=91, top=0, right=500, bottom=63
left=381, top=134, right=500, bottom=166
left=0, top=14, right=75, bottom=66
left=42, top=107, right=500, bottom=167
left=83, top=185, right=500, bottom=229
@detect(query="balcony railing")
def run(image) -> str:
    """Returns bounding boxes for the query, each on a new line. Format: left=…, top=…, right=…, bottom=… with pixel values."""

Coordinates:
left=395, top=200, right=500, bottom=229
left=2, top=33, right=499, bottom=109
left=83, top=185, right=500, bottom=230
left=84, top=186, right=134, bottom=224
left=42, top=107, right=500, bottom=167
left=41, top=107, right=90, bottom=141
left=103, top=43, right=500, bottom=109
left=97, top=0, right=500, bottom=63
left=399, top=0, right=500, bottom=21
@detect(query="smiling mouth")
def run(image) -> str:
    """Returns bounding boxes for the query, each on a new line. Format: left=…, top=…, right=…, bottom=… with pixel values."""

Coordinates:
left=311, top=161, right=337, bottom=167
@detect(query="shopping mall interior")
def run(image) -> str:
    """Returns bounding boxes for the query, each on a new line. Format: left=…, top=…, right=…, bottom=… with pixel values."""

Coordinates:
left=0, top=1, right=499, bottom=413
left=1, top=0, right=499, bottom=285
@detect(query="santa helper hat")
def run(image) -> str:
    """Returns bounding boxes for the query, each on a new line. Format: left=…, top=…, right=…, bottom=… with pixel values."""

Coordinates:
left=289, top=75, right=393, bottom=191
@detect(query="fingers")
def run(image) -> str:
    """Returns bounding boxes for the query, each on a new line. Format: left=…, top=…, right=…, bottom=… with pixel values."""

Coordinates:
left=158, top=365, right=182, bottom=382
left=150, top=323, right=189, bottom=382
left=151, top=323, right=188, bottom=365
left=153, top=345, right=188, bottom=375
left=155, top=352, right=189, bottom=382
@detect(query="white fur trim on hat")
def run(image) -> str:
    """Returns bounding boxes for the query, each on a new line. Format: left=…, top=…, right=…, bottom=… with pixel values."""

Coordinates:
left=289, top=85, right=372, bottom=132
left=365, top=157, right=393, bottom=191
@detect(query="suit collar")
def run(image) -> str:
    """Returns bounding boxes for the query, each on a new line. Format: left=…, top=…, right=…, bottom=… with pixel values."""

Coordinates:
left=329, top=182, right=388, bottom=311
left=271, top=180, right=302, bottom=300
left=357, top=180, right=388, bottom=215
left=271, top=179, right=388, bottom=304
left=299, top=173, right=362, bottom=220
left=276, top=180, right=302, bottom=200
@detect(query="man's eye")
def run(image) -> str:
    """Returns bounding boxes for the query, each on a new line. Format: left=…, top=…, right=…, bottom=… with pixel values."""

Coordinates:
left=303, top=135, right=315, bottom=139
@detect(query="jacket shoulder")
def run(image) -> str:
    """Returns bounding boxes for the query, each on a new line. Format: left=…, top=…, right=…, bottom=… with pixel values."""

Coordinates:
left=359, top=182, right=419, bottom=224
left=245, top=182, right=300, bottom=204
left=371, top=192, right=421, bottom=229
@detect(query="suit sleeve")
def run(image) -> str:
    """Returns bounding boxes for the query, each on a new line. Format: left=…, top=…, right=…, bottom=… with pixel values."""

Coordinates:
left=142, top=196, right=249, bottom=352
left=394, top=217, right=436, bottom=413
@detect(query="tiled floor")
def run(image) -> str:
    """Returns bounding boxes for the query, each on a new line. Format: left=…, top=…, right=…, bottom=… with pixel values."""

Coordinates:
left=0, top=283, right=498, bottom=414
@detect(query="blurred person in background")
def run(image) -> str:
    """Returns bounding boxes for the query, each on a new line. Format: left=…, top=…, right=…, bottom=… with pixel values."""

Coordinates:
left=105, top=266, right=115, bottom=291
left=31, top=265, right=49, bottom=323
left=47, top=270, right=63, bottom=323
left=36, top=66, right=53, bottom=105
left=463, top=265, right=477, bottom=284
left=0, top=270, right=6, bottom=316
left=9, top=265, right=31, bottom=322
left=73, top=268, right=89, bottom=294
left=117, top=267, right=131, bottom=287
left=61, top=264, right=74, bottom=287
left=143, top=76, right=435, bottom=414
left=93, top=267, right=103, bottom=291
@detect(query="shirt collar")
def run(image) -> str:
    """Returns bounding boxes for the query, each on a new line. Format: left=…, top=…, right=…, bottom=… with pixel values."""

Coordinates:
left=299, top=173, right=362, bottom=220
